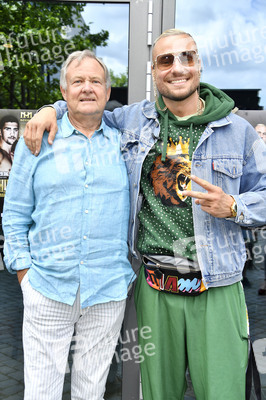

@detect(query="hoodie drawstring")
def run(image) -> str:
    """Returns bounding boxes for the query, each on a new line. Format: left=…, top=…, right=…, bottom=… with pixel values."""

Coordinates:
left=188, top=122, right=193, bottom=160
left=161, top=111, right=169, bottom=162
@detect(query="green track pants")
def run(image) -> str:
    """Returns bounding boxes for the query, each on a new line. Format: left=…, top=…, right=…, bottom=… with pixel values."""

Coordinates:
left=135, top=267, right=249, bottom=400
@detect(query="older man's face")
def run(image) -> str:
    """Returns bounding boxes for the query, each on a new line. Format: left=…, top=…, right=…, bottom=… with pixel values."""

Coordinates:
left=1, top=122, right=19, bottom=145
left=60, top=57, right=110, bottom=122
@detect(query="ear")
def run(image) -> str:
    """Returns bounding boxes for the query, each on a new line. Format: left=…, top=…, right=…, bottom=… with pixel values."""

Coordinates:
left=60, top=86, right=67, bottom=101
left=198, top=57, right=202, bottom=75
left=151, top=68, right=159, bottom=100
left=151, top=63, right=156, bottom=75
left=106, top=86, right=111, bottom=103
left=151, top=67, right=157, bottom=86
left=151, top=65, right=156, bottom=81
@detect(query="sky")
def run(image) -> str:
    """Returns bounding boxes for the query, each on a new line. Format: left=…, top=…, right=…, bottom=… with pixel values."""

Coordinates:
left=81, top=1, right=266, bottom=109
left=175, top=0, right=266, bottom=109
left=81, top=3, right=129, bottom=76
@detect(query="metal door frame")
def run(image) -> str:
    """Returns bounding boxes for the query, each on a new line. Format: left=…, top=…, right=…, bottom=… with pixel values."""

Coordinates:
left=60, top=0, right=176, bottom=104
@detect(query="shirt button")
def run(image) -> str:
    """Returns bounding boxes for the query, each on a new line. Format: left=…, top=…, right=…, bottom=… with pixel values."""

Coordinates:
left=80, top=261, right=84, bottom=265
left=85, top=161, right=89, bottom=166
left=140, top=147, right=145, bottom=152
left=85, top=210, right=89, bottom=214
left=239, top=214, right=244, bottom=221
left=83, top=235, right=87, bottom=240
left=85, top=184, right=88, bottom=188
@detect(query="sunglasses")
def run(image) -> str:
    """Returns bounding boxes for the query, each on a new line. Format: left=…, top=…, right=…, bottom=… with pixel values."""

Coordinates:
left=153, top=50, right=199, bottom=71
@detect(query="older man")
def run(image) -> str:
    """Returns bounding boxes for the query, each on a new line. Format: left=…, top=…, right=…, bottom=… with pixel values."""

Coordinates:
left=24, top=29, right=266, bottom=400
left=3, top=50, right=133, bottom=400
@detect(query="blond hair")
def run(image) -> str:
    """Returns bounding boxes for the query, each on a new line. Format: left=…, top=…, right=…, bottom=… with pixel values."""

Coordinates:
left=153, top=29, right=198, bottom=58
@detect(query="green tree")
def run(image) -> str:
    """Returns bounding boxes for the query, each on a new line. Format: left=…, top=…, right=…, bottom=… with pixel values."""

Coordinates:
left=0, top=1, right=109, bottom=109
left=110, top=69, right=128, bottom=87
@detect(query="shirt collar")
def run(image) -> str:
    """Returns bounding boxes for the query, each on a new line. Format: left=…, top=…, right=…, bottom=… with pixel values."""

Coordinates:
left=61, top=112, right=110, bottom=139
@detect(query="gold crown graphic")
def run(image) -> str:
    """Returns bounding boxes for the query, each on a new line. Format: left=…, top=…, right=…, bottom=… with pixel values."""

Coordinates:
left=167, top=138, right=190, bottom=158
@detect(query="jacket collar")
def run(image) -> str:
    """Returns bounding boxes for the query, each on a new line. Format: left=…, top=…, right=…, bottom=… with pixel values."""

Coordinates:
left=142, top=100, right=158, bottom=120
left=208, top=114, right=233, bottom=128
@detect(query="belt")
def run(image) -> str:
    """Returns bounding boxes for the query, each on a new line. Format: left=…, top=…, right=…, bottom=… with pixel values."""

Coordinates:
left=142, top=255, right=207, bottom=296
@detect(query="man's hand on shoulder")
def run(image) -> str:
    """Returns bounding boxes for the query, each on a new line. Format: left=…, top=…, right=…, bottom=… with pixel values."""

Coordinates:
left=24, top=107, right=58, bottom=156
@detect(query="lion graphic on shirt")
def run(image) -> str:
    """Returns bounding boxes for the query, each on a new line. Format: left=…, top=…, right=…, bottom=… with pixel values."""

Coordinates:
left=150, top=138, right=191, bottom=207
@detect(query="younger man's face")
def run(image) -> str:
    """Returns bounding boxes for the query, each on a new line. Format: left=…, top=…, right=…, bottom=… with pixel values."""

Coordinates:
left=1, top=122, right=19, bottom=145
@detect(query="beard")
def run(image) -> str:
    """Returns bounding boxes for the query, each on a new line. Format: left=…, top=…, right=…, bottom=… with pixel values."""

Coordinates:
left=161, top=90, right=197, bottom=102
left=159, top=83, right=199, bottom=102
left=6, top=138, right=17, bottom=145
left=156, top=75, right=200, bottom=103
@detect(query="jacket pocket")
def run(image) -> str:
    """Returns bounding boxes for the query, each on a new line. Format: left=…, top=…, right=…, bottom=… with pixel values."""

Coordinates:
left=212, top=157, right=243, bottom=191
left=212, top=158, right=243, bottom=178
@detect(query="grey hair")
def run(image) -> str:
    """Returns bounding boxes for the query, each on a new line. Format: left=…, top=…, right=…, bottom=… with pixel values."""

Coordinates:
left=60, top=49, right=111, bottom=90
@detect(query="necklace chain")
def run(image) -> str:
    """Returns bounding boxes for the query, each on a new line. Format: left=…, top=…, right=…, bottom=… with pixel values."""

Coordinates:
left=157, top=96, right=205, bottom=115
left=197, top=97, right=204, bottom=115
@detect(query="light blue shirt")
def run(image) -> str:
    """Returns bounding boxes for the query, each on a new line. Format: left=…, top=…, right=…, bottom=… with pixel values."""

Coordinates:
left=3, top=113, right=133, bottom=308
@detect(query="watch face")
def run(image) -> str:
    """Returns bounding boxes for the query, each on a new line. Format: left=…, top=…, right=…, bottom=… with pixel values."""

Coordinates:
left=231, top=201, right=237, bottom=216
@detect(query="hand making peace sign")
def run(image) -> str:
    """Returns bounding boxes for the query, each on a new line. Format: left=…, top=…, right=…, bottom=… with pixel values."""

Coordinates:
left=183, top=175, right=235, bottom=218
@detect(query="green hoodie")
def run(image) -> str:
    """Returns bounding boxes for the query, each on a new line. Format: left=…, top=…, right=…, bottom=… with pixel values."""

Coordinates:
left=156, top=82, right=235, bottom=160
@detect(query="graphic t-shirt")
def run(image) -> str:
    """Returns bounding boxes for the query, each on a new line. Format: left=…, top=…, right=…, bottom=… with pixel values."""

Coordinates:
left=137, top=119, right=205, bottom=268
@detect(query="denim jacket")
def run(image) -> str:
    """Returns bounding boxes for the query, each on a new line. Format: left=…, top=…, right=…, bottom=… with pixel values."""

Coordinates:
left=103, top=100, right=266, bottom=288
left=55, top=99, right=266, bottom=288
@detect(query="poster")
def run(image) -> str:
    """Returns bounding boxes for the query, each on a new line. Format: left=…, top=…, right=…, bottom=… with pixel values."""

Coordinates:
left=0, top=109, right=36, bottom=197
left=0, top=109, right=36, bottom=268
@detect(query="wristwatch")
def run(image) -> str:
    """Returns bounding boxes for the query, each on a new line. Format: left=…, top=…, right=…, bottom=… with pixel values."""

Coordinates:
left=230, top=197, right=237, bottom=217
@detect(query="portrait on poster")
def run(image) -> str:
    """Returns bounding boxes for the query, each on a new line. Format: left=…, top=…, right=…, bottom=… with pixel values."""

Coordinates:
left=0, top=109, right=36, bottom=197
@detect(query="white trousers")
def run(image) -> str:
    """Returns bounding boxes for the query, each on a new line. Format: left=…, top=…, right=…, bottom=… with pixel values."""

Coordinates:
left=21, top=274, right=126, bottom=400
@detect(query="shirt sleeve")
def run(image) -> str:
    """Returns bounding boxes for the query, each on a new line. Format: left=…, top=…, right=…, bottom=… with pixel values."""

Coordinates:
left=2, top=138, right=36, bottom=273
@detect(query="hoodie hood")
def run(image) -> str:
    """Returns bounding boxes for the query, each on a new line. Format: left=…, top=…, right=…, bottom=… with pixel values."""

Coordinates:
left=156, top=82, right=235, bottom=160
left=156, top=82, right=235, bottom=125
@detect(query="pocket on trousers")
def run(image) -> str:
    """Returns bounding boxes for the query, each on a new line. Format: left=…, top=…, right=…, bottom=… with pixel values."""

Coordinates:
left=20, top=272, right=29, bottom=291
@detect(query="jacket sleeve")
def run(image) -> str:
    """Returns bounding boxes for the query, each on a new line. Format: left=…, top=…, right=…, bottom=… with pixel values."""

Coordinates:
left=53, top=101, right=68, bottom=119
left=233, top=135, right=266, bottom=227
left=103, top=101, right=149, bottom=131
left=3, top=138, right=35, bottom=273
left=52, top=99, right=149, bottom=131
